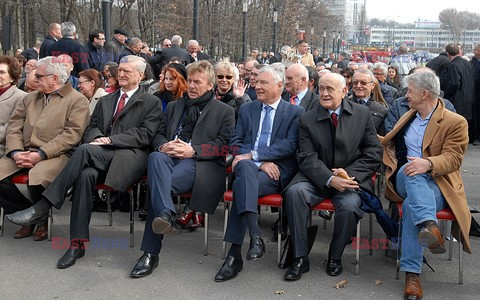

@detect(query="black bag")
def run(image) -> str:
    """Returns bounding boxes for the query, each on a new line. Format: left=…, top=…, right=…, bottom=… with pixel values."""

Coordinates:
left=279, top=224, right=318, bottom=269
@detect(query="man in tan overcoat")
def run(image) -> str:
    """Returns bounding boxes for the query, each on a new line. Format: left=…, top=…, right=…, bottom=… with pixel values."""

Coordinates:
left=0, top=56, right=89, bottom=241
left=381, top=71, right=471, bottom=300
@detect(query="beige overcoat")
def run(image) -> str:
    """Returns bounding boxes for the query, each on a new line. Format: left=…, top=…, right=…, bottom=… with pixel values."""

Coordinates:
left=0, top=83, right=90, bottom=188
left=381, top=99, right=471, bottom=253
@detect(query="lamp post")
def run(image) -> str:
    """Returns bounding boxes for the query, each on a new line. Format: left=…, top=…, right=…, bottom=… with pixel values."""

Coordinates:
left=332, top=30, right=336, bottom=56
left=311, top=26, right=315, bottom=53
left=193, top=0, right=199, bottom=40
left=242, top=0, right=247, bottom=61
left=322, top=28, right=326, bottom=58
left=272, top=9, right=278, bottom=53
left=337, top=31, right=341, bottom=54
left=102, top=0, right=111, bottom=42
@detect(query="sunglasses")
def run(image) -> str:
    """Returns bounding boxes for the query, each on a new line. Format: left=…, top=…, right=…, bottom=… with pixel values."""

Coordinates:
left=217, top=75, right=233, bottom=80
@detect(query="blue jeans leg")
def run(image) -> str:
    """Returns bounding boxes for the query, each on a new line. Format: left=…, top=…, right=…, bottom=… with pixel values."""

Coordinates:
left=396, top=164, right=447, bottom=273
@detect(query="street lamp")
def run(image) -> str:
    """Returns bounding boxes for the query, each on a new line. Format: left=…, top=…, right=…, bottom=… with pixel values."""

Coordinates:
left=337, top=32, right=341, bottom=54
left=242, top=0, right=247, bottom=61
left=272, top=9, right=278, bottom=53
left=332, top=30, right=336, bottom=56
left=322, top=28, right=326, bottom=58
left=102, top=0, right=111, bottom=42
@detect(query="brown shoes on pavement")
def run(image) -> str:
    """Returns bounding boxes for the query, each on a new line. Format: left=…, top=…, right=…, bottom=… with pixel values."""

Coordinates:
left=418, top=222, right=446, bottom=254
left=13, top=221, right=48, bottom=241
left=404, top=273, right=423, bottom=300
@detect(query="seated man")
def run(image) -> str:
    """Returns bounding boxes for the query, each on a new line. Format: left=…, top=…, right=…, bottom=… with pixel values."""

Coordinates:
left=382, top=71, right=471, bottom=300
left=283, top=63, right=318, bottom=111
left=6, top=55, right=163, bottom=268
left=347, top=69, right=388, bottom=135
left=0, top=56, right=89, bottom=241
left=129, top=60, right=235, bottom=278
left=373, top=62, right=398, bottom=106
left=283, top=73, right=382, bottom=281
left=214, top=64, right=304, bottom=282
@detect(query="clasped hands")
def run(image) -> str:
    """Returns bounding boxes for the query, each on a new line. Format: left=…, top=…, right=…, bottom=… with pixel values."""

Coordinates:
left=329, top=168, right=359, bottom=192
left=232, top=152, right=281, bottom=181
left=90, top=137, right=112, bottom=145
left=13, top=151, right=42, bottom=168
left=160, top=139, right=195, bottom=159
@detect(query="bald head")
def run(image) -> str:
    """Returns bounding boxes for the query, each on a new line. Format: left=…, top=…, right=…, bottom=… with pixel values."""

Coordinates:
left=285, top=63, right=309, bottom=95
left=318, top=73, right=347, bottom=110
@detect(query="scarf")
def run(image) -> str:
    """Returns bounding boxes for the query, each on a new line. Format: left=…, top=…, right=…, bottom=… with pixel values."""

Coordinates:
left=0, top=84, right=13, bottom=97
left=215, top=87, right=234, bottom=104
left=177, top=90, right=213, bottom=143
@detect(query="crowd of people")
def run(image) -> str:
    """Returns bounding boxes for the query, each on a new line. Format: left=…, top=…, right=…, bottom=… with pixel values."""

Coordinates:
left=1, top=20, right=480, bottom=300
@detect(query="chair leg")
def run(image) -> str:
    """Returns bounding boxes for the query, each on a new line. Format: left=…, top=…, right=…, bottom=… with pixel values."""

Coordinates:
left=48, top=208, right=53, bottom=241
left=104, top=191, right=113, bottom=226
left=458, top=226, right=463, bottom=284
left=355, top=220, right=360, bottom=276
left=323, top=218, right=327, bottom=230
left=395, top=217, right=403, bottom=280
left=448, top=221, right=453, bottom=261
left=222, top=202, right=229, bottom=260
left=277, top=207, right=282, bottom=264
left=130, top=190, right=134, bottom=248
left=204, top=213, right=209, bottom=256
left=369, top=213, right=373, bottom=255
left=0, top=207, right=4, bottom=237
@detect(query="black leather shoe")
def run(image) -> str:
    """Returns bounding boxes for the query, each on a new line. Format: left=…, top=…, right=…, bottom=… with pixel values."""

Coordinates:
left=57, top=247, right=86, bottom=269
left=318, top=210, right=333, bottom=220
left=246, top=236, right=265, bottom=260
left=214, top=255, right=243, bottom=282
left=284, top=257, right=310, bottom=281
left=152, top=212, right=180, bottom=235
left=138, top=209, right=148, bottom=221
left=130, top=252, right=159, bottom=278
left=326, top=257, right=343, bottom=276
left=6, top=206, right=49, bottom=226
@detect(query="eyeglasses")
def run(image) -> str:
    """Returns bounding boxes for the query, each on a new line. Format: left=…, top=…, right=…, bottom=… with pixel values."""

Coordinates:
left=352, top=80, right=373, bottom=86
left=34, top=73, right=53, bottom=79
left=217, top=75, right=233, bottom=80
left=373, top=72, right=385, bottom=76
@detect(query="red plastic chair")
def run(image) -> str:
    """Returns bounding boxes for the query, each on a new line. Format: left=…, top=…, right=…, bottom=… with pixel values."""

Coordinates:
left=395, top=203, right=463, bottom=284
left=222, top=191, right=284, bottom=263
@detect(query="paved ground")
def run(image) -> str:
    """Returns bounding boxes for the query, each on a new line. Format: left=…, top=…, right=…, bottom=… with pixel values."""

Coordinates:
left=1, top=147, right=479, bottom=300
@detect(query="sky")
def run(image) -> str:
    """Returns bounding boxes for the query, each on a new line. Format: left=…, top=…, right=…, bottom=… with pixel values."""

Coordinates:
left=365, top=0, right=479, bottom=24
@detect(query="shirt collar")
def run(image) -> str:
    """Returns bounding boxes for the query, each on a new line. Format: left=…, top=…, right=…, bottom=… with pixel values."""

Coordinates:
left=328, top=105, right=342, bottom=117
left=296, top=88, right=308, bottom=101
left=262, top=98, right=282, bottom=111
left=416, top=104, right=437, bottom=121
left=120, top=86, right=139, bottom=100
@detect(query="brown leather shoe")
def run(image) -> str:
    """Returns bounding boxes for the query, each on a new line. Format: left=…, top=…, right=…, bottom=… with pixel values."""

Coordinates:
left=14, top=225, right=35, bottom=239
left=404, top=273, right=423, bottom=300
left=33, top=221, right=48, bottom=241
left=418, top=222, right=446, bottom=254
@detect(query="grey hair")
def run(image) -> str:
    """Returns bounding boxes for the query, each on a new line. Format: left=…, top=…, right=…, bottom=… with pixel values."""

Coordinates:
left=119, top=55, right=147, bottom=73
left=373, top=62, right=388, bottom=75
left=36, top=56, right=69, bottom=83
left=348, top=62, right=358, bottom=67
left=61, top=22, right=76, bottom=37
left=171, top=35, right=182, bottom=45
left=398, top=45, right=409, bottom=54
left=187, top=39, right=199, bottom=47
left=128, top=37, right=142, bottom=47
left=214, top=59, right=234, bottom=74
left=354, top=68, right=375, bottom=81
left=404, top=71, right=440, bottom=98
left=318, top=69, right=331, bottom=75
left=259, top=63, right=285, bottom=85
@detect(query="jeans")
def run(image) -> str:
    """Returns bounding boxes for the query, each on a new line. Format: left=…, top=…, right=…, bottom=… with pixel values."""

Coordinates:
left=395, top=163, right=447, bottom=273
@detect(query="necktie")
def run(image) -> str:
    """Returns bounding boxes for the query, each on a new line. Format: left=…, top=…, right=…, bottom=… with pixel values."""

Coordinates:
left=331, top=112, right=338, bottom=129
left=257, top=105, right=273, bottom=149
left=289, top=95, right=297, bottom=105
left=113, top=93, right=128, bottom=121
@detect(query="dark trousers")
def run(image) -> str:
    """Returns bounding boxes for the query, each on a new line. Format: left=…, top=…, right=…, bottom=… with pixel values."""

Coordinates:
left=224, top=160, right=282, bottom=245
left=43, top=144, right=114, bottom=240
left=140, top=152, right=195, bottom=255
left=0, top=169, right=44, bottom=214
left=284, top=181, right=363, bottom=259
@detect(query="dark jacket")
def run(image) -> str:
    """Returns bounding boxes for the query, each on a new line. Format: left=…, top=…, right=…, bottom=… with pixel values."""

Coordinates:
left=282, top=89, right=319, bottom=112
left=104, top=37, right=125, bottom=63
left=337, top=59, right=350, bottom=70
left=157, top=45, right=192, bottom=67
left=426, top=52, right=450, bottom=90
left=86, top=42, right=107, bottom=72
left=21, top=48, right=38, bottom=61
left=384, top=96, right=457, bottom=133
left=83, top=89, right=163, bottom=192
left=152, top=93, right=235, bottom=213
left=287, top=100, right=382, bottom=195
left=379, top=82, right=398, bottom=107
left=444, top=56, right=476, bottom=120
left=348, top=95, right=388, bottom=135
left=48, top=37, right=90, bottom=77
left=230, top=100, right=304, bottom=188
left=245, top=86, right=257, bottom=101
left=215, top=87, right=251, bottom=120
left=39, top=35, right=57, bottom=58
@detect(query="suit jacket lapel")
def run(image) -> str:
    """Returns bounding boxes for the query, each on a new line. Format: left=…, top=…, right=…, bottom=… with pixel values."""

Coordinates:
left=251, top=101, right=262, bottom=143
left=117, top=89, right=142, bottom=119
left=422, top=100, right=444, bottom=152
left=169, top=100, right=185, bottom=139
left=103, top=90, right=119, bottom=130
left=300, top=90, right=311, bottom=109
left=195, top=97, right=213, bottom=126
left=271, top=100, right=286, bottom=139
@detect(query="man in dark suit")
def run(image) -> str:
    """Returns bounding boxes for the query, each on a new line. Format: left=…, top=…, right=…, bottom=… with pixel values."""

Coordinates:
left=337, top=52, right=350, bottom=70
left=86, top=29, right=107, bottom=72
left=214, top=65, right=304, bottom=282
left=283, top=73, right=382, bottom=281
left=283, top=63, right=318, bottom=111
left=157, top=35, right=192, bottom=67
left=104, top=28, right=129, bottom=63
left=6, top=55, right=163, bottom=269
left=129, top=60, right=235, bottom=278
left=21, top=43, right=40, bottom=61
left=39, top=23, right=62, bottom=58
left=48, top=22, right=90, bottom=77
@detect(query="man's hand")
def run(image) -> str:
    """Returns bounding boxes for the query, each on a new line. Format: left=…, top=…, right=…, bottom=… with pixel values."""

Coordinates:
left=232, top=152, right=253, bottom=170
left=13, top=151, right=42, bottom=168
left=329, top=176, right=359, bottom=192
left=91, top=137, right=112, bottom=145
left=404, top=156, right=431, bottom=176
left=260, top=162, right=280, bottom=180
left=163, top=139, right=195, bottom=159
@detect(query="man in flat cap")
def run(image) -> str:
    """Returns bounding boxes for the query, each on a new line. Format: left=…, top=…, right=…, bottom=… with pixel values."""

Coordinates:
left=105, top=28, right=129, bottom=63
